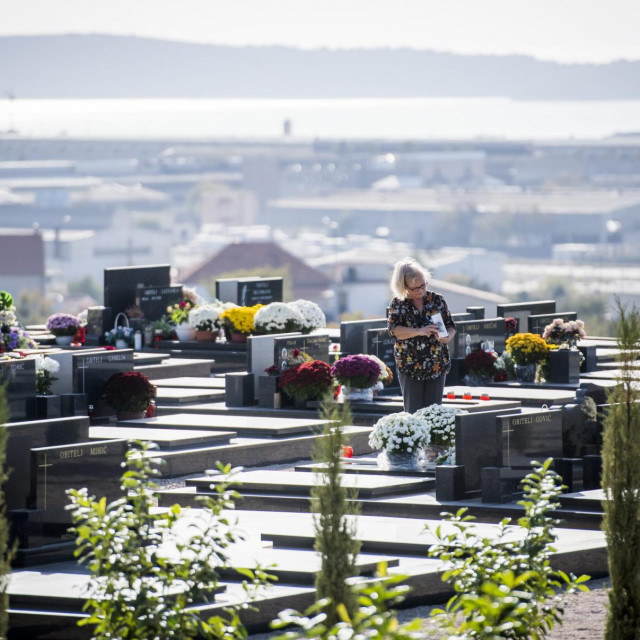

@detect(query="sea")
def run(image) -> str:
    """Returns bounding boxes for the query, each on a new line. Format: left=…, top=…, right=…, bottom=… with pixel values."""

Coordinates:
left=3, top=97, right=640, bottom=141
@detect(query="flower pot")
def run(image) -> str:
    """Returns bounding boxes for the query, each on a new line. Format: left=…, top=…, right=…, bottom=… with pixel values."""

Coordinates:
left=175, top=324, right=196, bottom=342
left=116, top=410, right=147, bottom=421
left=230, top=331, right=249, bottom=344
left=115, top=338, right=129, bottom=349
left=195, top=330, right=219, bottom=342
left=54, top=335, right=74, bottom=347
left=376, top=450, right=424, bottom=472
left=342, top=386, right=374, bottom=402
left=514, top=363, right=536, bottom=383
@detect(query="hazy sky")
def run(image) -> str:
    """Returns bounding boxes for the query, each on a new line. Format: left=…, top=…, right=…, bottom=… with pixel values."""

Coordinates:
left=3, top=0, right=639, bottom=64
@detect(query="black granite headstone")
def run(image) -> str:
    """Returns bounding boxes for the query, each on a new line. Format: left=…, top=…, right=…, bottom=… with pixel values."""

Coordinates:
left=497, top=409, right=563, bottom=470
left=104, top=264, right=171, bottom=327
left=455, top=409, right=507, bottom=491
left=73, top=349, right=134, bottom=418
left=547, top=349, right=581, bottom=384
left=139, top=285, right=184, bottom=322
left=365, top=328, right=398, bottom=390
left=527, top=312, right=578, bottom=336
left=340, top=318, right=388, bottom=355
left=0, top=358, right=36, bottom=422
left=273, top=334, right=331, bottom=370
left=30, top=439, right=128, bottom=511
left=496, top=300, right=556, bottom=335
left=453, top=318, right=507, bottom=358
left=466, top=306, right=485, bottom=319
left=216, top=277, right=283, bottom=306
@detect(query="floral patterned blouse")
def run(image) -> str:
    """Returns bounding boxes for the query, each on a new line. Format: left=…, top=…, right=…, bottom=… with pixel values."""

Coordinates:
left=388, top=291, right=456, bottom=381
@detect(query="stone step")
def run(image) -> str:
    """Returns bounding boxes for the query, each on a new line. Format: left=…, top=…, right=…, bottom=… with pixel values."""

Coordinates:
left=135, top=357, right=214, bottom=380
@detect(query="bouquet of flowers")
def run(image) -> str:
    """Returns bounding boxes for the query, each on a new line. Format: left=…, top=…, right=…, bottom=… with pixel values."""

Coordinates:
left=166, top=300, right=194, bottom=326
left=35, top=355, right=60, bottom=395
left=220, top=304, right=263, bottom=335
left=188, top=304, right=222, bottom=331
left=282, top=348, right=312, bottom=370
left=102, top=371, right=156, bottom=413
left=363, top=354, right=394, bottom=386
left=0, top=290, right=17, bottom=329
left=505, top=317, right=518, bottom=336
left=288, top=299, right=327, bottom=333
left=369, top=412, right=430, bottom=454
left=104, top=325, right=134, bottom=347
left=464, top=349, right=498, bottom=384
left=331, top=354, right=381, bottom=389
left=278, top=360, right=334, bottom=401
left=506, top=332, right=554, bottom=366
left=542, top=318, right=586, bottom=349
left=414, top=404, right=467, bottom=448
left=0, top=327, right=36, bottom=352
left=254, top=302, right=304, bottom=335
left=46, top=313, right=81, bottom=337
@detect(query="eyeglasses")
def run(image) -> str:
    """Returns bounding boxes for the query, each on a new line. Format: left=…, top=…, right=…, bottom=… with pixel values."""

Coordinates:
left=407, top=282, right=427, bottom=293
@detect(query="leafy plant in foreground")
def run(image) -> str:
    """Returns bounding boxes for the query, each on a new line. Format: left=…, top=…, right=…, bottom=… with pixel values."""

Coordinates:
left=427, top=458, right=589, bottom=639
left=67, top=441, right=267, bottom=639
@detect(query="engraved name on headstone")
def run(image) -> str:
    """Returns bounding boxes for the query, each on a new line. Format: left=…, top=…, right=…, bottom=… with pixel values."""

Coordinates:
left=453, top=318, right=506, bottom=358
left=216, top=277, right=283, bottom=306
left=527, top=312, right=578, bottom=336
left=496, top=300, right=556, bottom=334
left=139, top=285, right=184, bottom=322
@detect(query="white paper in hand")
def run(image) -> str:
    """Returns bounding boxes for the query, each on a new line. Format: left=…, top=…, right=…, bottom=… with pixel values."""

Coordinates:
left=430, top=312, right=449, bottom=338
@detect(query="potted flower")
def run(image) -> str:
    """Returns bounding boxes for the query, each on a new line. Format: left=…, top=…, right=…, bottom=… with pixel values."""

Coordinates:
left=220, top=304, right=263, bottom=343
left=288, top=299, right=327, bottom=333
left=543, top=318, right=586, bottom=383
left=463, top=349, right=498, bottom=386
left=414, top=404, right=468, bottom=465
left=0, top=290, right=17, bottom=330
left=104, top=325, right=134, bottom=349
left=369, top=411, right=430, bottom=470
left=102, top=371, right=156, bottom=420
left=46, top=313, right=81, bottom=346
left=35, top=354, right=60, bottom=395
left=278, top=359, right=334, bottom=406
left=167, top=300, right=196, bottom=341
left=188, top=304, right=222, bottom=341
left=0, top=327, right=36, bottom=353
left=253, top=302, right=304, bottom=335
left=506, top=332, right=555, bottom=383
left=331, top=354, right=381, bottom=402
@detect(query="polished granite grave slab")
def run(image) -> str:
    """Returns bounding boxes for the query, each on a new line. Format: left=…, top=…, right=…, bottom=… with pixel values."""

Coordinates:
left=155, top=387, right=224, bottom=404
left=187, top=469, right=433, bottom=498
left=153, top=376, right=226, bottom=389
left=90, top=425, right=236, bottom=449
left=445, top=385, right=576, bottom=406
left=559, top=489, right=604, bottom=512
left=295, top=459, right=436, bottom=481
left=119, top=413, right=330, bottom=437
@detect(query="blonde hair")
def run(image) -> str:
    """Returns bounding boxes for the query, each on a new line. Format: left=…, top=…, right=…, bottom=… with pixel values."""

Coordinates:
left=390, top=257, right=431, bottom=299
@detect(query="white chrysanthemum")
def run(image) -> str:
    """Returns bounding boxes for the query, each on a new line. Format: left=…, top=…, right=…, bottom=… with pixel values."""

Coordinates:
left=363, top=354, right=389, bottom=381
left=369, top=411, right=431, bottom=453
left=413, top=404, right=468, bottom=448
left=288, top=299, right=326, bottom=332
left=77, top=309, right=88, bottom=327
left=254, top=302, right=305, bottom=334
left=35, top=355, right=61, bottom=374
left=0, top=308, right=17, bottom=328
left=188, top=304, right=222, bottom=330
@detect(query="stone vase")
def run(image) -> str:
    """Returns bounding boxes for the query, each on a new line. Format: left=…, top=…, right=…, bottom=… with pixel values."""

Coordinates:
left=342, top=386, right=374, bottom=402
left=376, top=450, right=423, bottom=472
left=514, top=363, right=536, bottom=383
left=54, top=335, right=74, bottom=347
left=175, top=324, right=196, bottom=341
left=115, top=338, right=129, bottom=349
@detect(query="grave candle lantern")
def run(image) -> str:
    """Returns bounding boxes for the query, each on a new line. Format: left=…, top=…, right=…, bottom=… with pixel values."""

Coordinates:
left=462, top=390, right=473, bottom=400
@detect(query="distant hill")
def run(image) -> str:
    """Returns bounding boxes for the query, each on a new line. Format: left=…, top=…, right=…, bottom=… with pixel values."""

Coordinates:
left=2, top=34, right=640, bottom=100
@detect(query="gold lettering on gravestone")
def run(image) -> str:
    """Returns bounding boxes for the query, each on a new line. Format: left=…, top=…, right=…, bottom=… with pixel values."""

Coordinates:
left=535, top=414, right=551, bottom=422
left=59, top=449, right=83, bottom=460
left=107, top=354, right=127, bottom=362
left=90, top=446, right=108, bottom=456
left=84, top=356, right=103, bottom=364
left=510, top=416, right=533, bottom=425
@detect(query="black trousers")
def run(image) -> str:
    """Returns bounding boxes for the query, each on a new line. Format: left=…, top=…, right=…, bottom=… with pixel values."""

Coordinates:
left=398, top=370, right=446, bottom=413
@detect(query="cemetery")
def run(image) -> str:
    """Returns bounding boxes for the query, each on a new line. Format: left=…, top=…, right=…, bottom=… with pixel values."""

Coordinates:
left=0, top=266, right=628, bottom=637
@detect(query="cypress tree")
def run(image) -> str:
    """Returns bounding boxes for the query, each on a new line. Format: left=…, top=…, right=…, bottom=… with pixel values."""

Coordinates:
left=0, top=385, right=10, bottom=638
left=312, top=394, right=361, bottom=626
left=602, top=299, right=640, bottom=640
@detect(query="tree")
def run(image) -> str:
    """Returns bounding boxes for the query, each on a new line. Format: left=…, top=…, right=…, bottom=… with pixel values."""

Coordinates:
left=311, top=395, right=360, bottom=625
left=67, top=442, right=266, bottom=639
left=602, top=298, right=640, bottom=640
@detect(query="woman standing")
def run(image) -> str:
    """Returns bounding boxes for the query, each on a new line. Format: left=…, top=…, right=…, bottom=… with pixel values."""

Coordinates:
left=388, top=257, right=456, bottom=412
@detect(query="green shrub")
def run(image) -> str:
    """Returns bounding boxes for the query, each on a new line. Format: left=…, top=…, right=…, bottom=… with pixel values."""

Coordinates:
left=427, top=458, right=589, bottom=639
